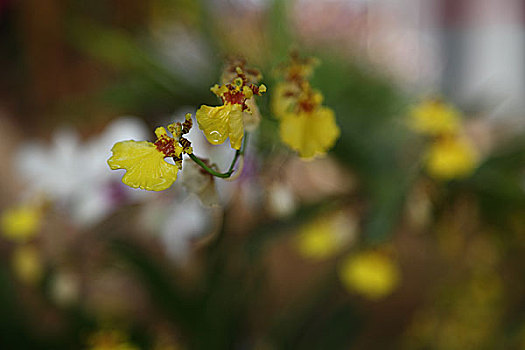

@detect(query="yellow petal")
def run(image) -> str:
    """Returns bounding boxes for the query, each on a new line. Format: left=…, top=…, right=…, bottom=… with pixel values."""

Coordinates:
left=211, top=84, right=228, bottom=97
left=154, top=126, right=169, bottom=139
left=296, top=211, right=357, bottom=260
left=108, top=141, right=178, bottom=191
left=296, top=216, right=340, bottom=259
left=425, top=136, right=478, bottom=180
left=409, top=100, right=460, bottom=135
left=196, top=105, right=231, bottom=145
left=339, top=251, right=401, bottom=300
left=196, top=104, right=244, bottom=150
left=280, top=107, right=340, bottom=159
left=1, top=205, right=41, bottom=242
left=228, top=104, right=244, bottom=150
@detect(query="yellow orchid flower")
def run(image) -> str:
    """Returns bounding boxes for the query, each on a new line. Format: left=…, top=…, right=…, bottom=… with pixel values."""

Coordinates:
left=1, top=204, right=42, bottom=242
left=425, top=135, right=479, bottom=180
left=12, top=245, right=43, bottom=285
left=196, top=67, right=266, bottom=150
left=108, top=116, right=195, bottom=191
left=295, top=211, right=356, bottom=260
left=276, top=84, right=339, bottom=159
left=87, top=329, right=139, bottom=350
left=273, top=55, right=340, bottom=159
left=409, top=99, right=461, bottom=136
left=339, top=250, right=401, bottom=300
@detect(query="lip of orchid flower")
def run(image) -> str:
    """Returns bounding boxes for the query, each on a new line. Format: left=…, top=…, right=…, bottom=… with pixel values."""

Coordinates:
left=107, top=114, right=198, bottom=192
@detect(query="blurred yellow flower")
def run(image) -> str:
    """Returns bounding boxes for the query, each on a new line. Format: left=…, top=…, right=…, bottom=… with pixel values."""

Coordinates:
left=108, top=123, right=191, bottom=191
left=273, top=55, right=340, bottom=159
left=196, top=67, right=266, bottom=150
left=409, top=99, right=460, bottom=136
left=12, top=245, right=43, bottom=285
left=339, top=251, right=400, bottom=300
left=296, top=212, right=356, bottom=260
left=87, top=330, right=139, bottom=350
left=426, top=135, right=478, bottom=180
left=280, top=103, right=340, bottom=159
left=1, top=204, right=41, bottom=242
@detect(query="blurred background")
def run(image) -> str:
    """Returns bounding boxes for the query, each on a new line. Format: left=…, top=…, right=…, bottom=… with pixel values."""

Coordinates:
left=0, top=0, right=524, bottom=349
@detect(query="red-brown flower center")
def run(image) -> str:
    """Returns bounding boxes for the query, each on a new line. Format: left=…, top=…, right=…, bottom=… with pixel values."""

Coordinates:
left=154, top=137, right=177, bottom=157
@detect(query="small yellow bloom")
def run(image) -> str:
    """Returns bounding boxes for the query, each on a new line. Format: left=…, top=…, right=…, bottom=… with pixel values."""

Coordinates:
left=426, top=135, right=478, bottom=180
left=280, top=106, right=340, bottom=159
left=409, top=99, right=461, bottom=136
left=196, top=65, right=266, bottom=150
left=296, top=218, right=339, bottom=259
left=108, top=118, right=196, bottom=191
left=87, top=330, right=139, bottom=350
left=274, top=55, right=340, bottom=159
left=296, top=212, right=356, bottom=260
left=1, top=204, right=41, bottom=242
left=12, top=245, right=43, bottom=285
left=339, top=251, right=401, bottom=300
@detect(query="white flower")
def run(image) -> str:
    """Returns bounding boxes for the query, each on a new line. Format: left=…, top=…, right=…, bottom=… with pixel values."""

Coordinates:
left=140, top=192, right=218, bottom=265
left=266, top=182, right=296, bottom=218
left=160, top=196, right=214, bottom=264
left=15, top=117, right=152, bottom=226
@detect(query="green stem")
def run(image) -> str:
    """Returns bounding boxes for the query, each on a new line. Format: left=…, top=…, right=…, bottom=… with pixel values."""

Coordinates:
left=189, top=133, right=248, bottom=178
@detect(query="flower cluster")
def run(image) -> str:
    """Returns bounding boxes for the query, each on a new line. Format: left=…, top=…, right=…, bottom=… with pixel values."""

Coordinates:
left=409, top=99, right=479, bottom=180
left=108, top=56, right=343, bottom=193
left=294, top=210, right=400, bottom=300
left=272, top=53, right=340, bottom=159
left=108, top=60, right=266, bottom=192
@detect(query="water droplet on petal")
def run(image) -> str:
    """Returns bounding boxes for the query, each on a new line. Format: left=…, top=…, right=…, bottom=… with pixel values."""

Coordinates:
left=209, top=130, right=222, bottom=143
